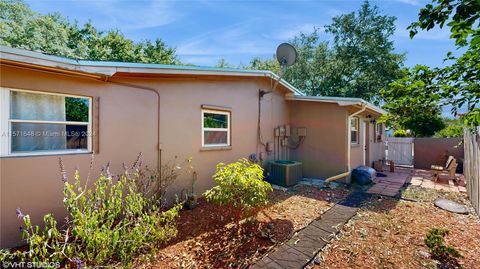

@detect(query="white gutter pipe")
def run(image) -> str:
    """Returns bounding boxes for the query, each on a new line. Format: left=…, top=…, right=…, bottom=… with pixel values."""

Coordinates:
left=346, top=103, right=366, bottom=184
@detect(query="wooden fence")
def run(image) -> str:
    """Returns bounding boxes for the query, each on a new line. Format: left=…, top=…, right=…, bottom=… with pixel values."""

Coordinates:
left=386, top=137, right=414, bottom=165
left=464, top=127, right=480, bottom=215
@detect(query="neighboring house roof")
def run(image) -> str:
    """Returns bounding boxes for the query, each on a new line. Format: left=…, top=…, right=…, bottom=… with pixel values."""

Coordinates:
left=0, top=45, right=386, bottom=115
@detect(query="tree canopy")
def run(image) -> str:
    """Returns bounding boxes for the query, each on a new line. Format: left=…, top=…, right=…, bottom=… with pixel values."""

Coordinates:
left=434, top=124, right=464, bottom=138
left=381, top=65, right=446, bottom=137
left=407, top=0, right=479, bottom=127
left=0, top=0, right=178, bottom=64
left=323, top=1, right=405, bottom=102
left=214, top=58, right=234, bottom=68
left=245, top=1, right=404, bottom=103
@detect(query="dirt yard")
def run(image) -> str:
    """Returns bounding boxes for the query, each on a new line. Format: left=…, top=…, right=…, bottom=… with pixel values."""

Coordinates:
left=140, top=185, right=351, bottom=269
left=315, top=186, right=480, bottom=269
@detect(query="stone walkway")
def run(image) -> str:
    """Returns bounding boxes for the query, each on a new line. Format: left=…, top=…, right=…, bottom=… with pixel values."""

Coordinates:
left=366, top=169, right=410, bottom=197
left=250, top=192, right=369, bottom=269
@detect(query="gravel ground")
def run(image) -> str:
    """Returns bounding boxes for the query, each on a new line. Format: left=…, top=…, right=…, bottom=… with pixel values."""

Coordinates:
left=140, top=185, right=351, bottom=269
left=315, top=186, right=480, bottom=269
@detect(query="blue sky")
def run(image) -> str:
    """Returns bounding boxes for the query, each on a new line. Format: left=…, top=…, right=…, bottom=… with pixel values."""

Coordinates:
left=25, top=0, right=457, bottom=68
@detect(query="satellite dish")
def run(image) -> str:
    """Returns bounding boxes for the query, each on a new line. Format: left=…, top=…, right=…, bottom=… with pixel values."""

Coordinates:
left=276, top=43, right=297, bottom=67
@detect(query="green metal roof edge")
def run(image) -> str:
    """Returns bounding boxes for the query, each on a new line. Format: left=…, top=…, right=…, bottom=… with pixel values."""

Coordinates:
left=77, top=59, right=267, bottom=73
left=0, top=45, right=305, bottom=95
left=0, top=45, right=260, bottom=72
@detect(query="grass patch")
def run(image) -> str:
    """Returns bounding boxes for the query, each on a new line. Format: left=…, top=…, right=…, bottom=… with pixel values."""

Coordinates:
left=400, top=185, right=467, bottom=203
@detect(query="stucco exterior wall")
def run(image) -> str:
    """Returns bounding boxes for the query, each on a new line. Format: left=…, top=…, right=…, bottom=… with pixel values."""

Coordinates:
left=414, top=137, right=463, bottom=170
left=350, top=144, right=363, bottom=168
left=111, top=76, right=290, bottom=196
left=0, top=65, right=159, bottom=248
left=0, top=66, right=290, bottom=248
left=288, top=101, right=348, bottom=179
left=350, top=114, right=385, bottom=169
left=0, top=62, right=386, bottom=248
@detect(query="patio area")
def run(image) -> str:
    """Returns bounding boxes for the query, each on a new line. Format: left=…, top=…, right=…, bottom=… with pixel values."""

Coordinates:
left=408, top=168, right=467, bottom=193
left=366, top=165, right=467, bottom=197
left=366, top=167, right=410, bottom=197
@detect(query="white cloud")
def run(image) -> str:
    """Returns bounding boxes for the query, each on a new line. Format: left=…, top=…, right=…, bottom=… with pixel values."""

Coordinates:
left=177, top=19, right=275, bottom=56
left=71, top=0, right=181, bottom=31
left=266, top=23, right=319, bottom=41
left=393, top=0, right=421, bottom=6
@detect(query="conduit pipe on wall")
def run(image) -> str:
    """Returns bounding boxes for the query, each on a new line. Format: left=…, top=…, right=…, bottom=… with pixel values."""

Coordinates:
left=346, top=103, right=366, bottom=184
left=104, top=78, right=162, bottom=171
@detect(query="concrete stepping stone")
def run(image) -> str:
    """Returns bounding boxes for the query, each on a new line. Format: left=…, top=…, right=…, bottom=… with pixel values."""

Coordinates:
left=434, top=198, right=469, bottom=214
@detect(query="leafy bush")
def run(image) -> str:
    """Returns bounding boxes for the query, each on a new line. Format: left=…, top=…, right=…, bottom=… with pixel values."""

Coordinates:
left=3, top=155, right=181, bottom=268
left=434, top=124, right=464, bottom=138
left=425, top=227, right=462, bottom=260
left=393, top=129, right=409, bottom=137
left=204, top=158, right=272, bottom=219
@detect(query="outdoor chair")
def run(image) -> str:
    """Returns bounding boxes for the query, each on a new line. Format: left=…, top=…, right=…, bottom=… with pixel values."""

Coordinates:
left=430, top=156, right=457, bottom=182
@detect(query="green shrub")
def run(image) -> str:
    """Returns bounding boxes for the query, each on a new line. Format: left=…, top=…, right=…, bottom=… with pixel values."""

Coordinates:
left=425, top=227, right=462, bottom=260
left=204, top=158, right=272, bottom=219
left=6, top=156, right=181, bottom=268
left=393, top=129, right=409, bottom=137
left=434, top=124, right=464, bottom=138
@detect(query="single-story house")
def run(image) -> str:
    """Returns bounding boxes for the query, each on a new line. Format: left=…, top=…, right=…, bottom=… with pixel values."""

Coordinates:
left=0, top=46, right=386, bottom=248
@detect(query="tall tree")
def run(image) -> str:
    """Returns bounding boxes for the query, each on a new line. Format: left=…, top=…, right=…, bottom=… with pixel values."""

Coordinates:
left=283, top=31, right=334, bottom=96
left=215, top=58, right=234, bottom=68
left=0, top=0, right=178, bottom=64
left=245, top=57, right=281, bottom=74
left=245, top=1, right=404, bottom=103
left=408, top=0, right=479, bottom=126
left=381, top=65, right=446, bottom=137
left=246, top=29, right=333, bottom=94
left=324, top=1, right=405, bottom=102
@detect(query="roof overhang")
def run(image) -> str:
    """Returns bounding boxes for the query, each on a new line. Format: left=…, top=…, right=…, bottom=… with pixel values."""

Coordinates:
left=286, top=95, right=387, bottom=115
left=0, top=45, right=304, bottom=95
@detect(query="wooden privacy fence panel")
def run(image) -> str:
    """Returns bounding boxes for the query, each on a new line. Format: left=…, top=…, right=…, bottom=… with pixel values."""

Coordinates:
left=386, top=137, right=414, bottom=165
left=464, top=127, right=480, bottom=215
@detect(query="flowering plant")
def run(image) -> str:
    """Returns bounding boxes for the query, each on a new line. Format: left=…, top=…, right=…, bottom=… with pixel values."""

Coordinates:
left=3, top=154, right=181, bottom=268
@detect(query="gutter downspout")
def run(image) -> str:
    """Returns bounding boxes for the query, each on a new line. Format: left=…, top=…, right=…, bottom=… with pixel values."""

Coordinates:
left=104, top=78, right=162, bottom=171
left=346, top=102, right=366, bottom=184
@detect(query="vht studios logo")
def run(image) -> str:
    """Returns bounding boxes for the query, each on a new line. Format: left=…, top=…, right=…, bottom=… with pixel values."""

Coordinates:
left=2, top=261, right=61, bottom=268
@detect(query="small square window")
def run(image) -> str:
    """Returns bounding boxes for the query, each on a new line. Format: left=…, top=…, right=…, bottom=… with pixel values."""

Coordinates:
left=202, top=110, right=230, bottom=147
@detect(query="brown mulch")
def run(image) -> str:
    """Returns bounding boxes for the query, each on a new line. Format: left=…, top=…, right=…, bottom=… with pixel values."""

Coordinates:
left=140, top=185, right=351, bottom=269
left=315, top=189, right=480, bottom=269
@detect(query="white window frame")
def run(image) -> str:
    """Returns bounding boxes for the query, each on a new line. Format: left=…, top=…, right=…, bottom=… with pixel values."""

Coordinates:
left=351, top=117, right=359, bottom=144
left=201, top=109, right=230, bottom=148
left=375, top=123, right=383, bottom=142
left=0, top=87, right=93, bottom=157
